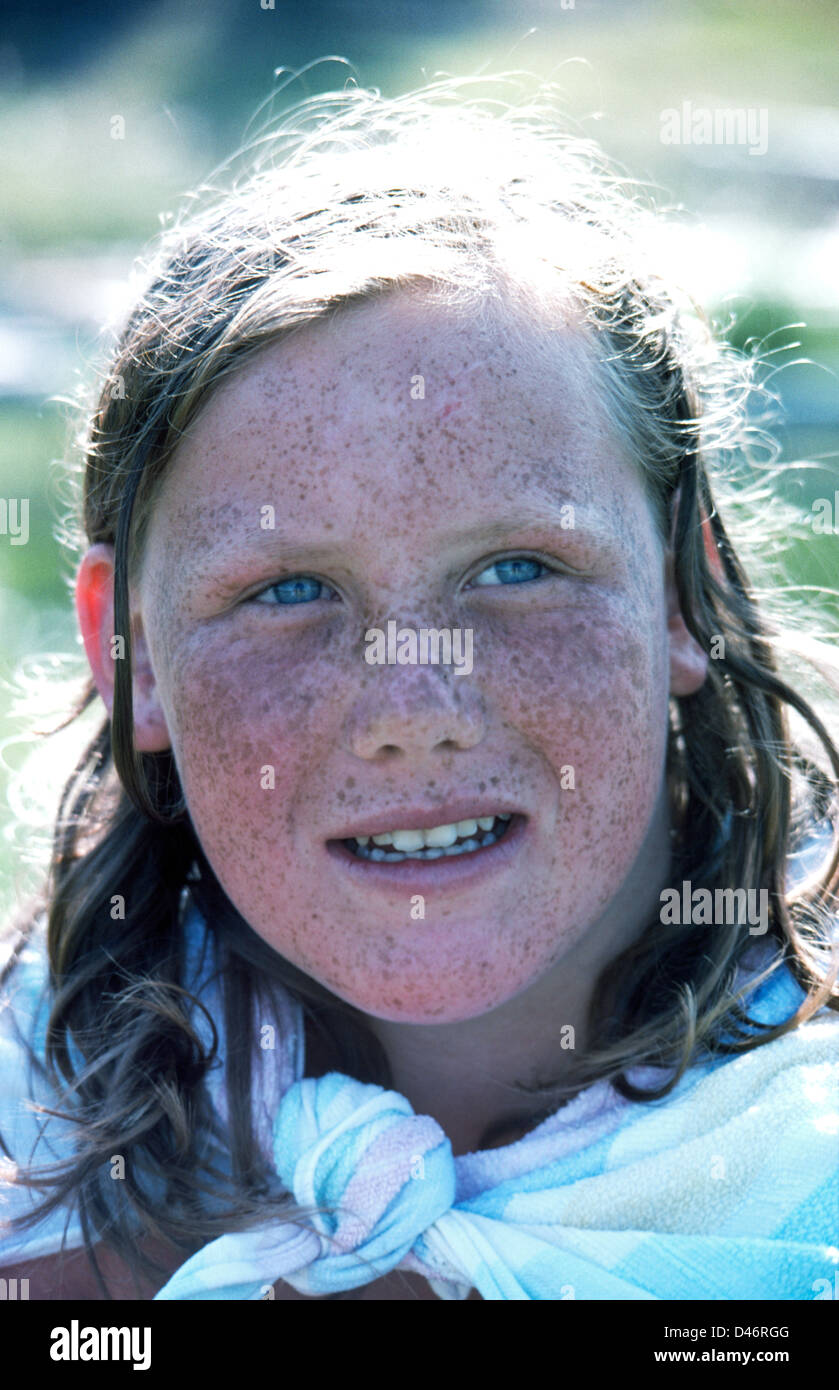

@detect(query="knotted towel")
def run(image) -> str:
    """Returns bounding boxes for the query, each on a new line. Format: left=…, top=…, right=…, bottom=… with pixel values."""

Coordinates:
left=152, top=906, right=839, bottom=1300
left=2, top=891, right=838, bottom=1299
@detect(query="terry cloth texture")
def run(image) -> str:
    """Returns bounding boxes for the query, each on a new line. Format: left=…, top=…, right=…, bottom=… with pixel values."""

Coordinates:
left=2, top=866, right=837, bottom=1299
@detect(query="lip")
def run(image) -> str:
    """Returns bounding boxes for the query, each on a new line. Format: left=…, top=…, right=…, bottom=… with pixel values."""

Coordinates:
left=327, top=800, right=525, bottom=839
left=325, top=812, right=529, bottom=895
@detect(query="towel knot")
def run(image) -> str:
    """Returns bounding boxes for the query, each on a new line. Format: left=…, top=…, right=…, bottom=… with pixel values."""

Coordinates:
left=272, top=1071, right=456, bottom=1289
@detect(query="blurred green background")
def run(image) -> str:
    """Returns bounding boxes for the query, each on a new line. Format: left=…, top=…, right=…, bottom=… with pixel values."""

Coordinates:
left=1, top=0, right=838, bottom=918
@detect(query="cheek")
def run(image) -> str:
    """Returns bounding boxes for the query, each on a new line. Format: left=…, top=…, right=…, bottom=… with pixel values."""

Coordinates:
left=479, top=589, right=669, bottom=875
left=163, top=624, right=341, bottom=874
left=481, top=587, right=667, bottom=760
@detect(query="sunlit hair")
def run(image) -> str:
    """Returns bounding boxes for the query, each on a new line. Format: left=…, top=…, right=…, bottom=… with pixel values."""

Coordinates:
left=2, top=71, right=838, bottom=1297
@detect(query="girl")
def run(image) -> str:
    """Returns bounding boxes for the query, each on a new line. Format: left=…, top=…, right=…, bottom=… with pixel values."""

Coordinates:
left=1, top=74, right=838, bottom=1302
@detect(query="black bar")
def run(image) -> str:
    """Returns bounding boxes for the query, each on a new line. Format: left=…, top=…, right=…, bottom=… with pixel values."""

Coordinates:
left=0, top=1295, right=829, bottom=1377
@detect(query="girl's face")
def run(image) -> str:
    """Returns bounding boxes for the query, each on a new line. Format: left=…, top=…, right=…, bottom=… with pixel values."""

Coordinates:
left=127, top=289, right=707, bottom=1023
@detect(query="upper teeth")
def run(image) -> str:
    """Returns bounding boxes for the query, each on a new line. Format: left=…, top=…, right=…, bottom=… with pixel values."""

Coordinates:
left=354, top=814, right=510, bottom=850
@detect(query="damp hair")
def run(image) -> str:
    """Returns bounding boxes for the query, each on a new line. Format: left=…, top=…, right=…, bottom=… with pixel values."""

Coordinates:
left=1, top=70, right=838, bottom=1297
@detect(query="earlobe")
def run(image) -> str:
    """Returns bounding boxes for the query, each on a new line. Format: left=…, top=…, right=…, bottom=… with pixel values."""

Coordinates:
left=669, top=610, right=710, bottom=696
left=75, top=544, right=172, bottom=751
left=664, top=547, right=709, bottom=697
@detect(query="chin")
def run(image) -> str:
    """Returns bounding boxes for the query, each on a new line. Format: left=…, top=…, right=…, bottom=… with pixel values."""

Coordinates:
left=326, top=973, right=533, bottom=1026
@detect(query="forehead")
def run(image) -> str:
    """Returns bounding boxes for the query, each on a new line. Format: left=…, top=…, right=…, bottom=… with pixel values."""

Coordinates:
left=145, top=287, right=653, bottom=558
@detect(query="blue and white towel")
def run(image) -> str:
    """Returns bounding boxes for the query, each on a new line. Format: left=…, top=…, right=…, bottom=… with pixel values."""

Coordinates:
left=153, top=931, right=839, bottom=1300
left=2, top=889, right=838, bottom=1299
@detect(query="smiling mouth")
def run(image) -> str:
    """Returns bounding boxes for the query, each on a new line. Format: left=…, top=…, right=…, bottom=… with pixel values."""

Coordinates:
left=341, top=813, right=514, bottom=863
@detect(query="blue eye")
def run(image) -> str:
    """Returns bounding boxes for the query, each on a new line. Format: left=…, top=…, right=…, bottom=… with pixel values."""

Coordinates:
left=472, top=557, right=550, bottom=587
left=253, top=576, right=336, bottom=606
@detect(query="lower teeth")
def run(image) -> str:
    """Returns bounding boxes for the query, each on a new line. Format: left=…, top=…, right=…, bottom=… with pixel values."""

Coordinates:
left=347, top=820, right=510, bottom=862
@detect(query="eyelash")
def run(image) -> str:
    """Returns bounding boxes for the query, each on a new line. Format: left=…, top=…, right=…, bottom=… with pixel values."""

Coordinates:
left=249, top=554, right=563, bottom=608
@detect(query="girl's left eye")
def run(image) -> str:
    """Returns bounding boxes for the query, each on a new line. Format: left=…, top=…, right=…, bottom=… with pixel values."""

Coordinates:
left=470, top=557, right=553, bottom=587
left=252, top=575, right=338, bottom=606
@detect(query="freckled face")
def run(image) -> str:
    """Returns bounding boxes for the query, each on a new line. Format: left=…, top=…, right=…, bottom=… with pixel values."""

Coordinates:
left=139, top=290, right=672, bottom=1023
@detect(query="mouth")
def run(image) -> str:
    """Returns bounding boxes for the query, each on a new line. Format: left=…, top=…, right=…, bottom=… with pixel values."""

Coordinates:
left=325, top=810, right=528, bottom=892
left=343, top=813, right=513, bottom=862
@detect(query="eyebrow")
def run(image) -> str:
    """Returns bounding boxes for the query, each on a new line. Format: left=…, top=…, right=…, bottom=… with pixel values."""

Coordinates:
left=439, top=508, right=616, bottom=548
left=184, top=502, right=622, bottom=592
left=207, top=505, right=615, bottom=555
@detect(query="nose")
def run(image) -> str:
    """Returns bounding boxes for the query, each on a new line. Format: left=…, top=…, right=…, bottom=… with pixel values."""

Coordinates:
left=343, top=663, right=487, bottom=760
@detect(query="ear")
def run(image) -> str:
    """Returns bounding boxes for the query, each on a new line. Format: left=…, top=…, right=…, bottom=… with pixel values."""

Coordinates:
left=75, top=543, right=172, bottom=751
left=665, top=488, right=709, bottom=697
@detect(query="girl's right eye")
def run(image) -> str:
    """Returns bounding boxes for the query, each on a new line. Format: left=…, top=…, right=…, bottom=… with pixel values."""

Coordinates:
left=251, top=576, right=339, bottom=606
